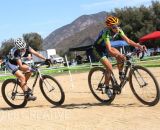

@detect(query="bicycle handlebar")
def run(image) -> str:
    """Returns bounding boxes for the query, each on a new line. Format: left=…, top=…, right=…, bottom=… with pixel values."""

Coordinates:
left=124, top=48, right=146, bottom=60
left=33, top=62, right=49, bottom=69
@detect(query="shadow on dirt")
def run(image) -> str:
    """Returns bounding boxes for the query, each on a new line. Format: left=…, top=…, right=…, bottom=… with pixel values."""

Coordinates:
left=0, top=102, right=147, bottom=111
left=52, top=102, right=146, bottom=109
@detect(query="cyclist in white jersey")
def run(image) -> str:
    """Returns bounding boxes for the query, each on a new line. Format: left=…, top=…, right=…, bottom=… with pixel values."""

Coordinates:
left=6, top=38, right=51, bottom=101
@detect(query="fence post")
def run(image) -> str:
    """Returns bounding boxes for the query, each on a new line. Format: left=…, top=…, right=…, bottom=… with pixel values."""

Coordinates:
left=89, top=55, right=92, bottom=68
left=65, top=55, right=74, bottom=88
left=5, top=67, right=6, bottom=75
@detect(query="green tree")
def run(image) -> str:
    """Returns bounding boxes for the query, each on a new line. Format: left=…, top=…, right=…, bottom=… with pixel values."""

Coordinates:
left=23, top=32, right=43, bottom=51
left=113, top=1, right=160, bottom=42
left=151, top=1, right=160, bottom=30
left=0, top=39, right=14, bottom=58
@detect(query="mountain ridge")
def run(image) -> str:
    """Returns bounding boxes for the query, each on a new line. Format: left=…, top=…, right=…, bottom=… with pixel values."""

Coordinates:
left=43, top=11, right=108, bottom=53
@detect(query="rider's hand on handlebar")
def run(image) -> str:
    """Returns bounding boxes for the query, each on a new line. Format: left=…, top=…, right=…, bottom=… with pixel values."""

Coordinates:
left=142, top=45, right=147, bottom=52
left=45, top=59, right=51, bottom=65
left=139, top=45, right=147, bottom=52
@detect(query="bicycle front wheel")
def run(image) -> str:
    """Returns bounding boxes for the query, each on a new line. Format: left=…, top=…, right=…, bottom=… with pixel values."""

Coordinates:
left=88, top=67, right=116, bottom=104
left=129, top=65, right=160, bottom=106
left=39, top=75, right=65, bottom=106
left=1, top=79, right=27, bottom=108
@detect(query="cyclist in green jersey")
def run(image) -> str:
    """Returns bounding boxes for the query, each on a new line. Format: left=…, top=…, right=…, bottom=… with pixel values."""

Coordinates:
left=93, top=16, right=146, bottom=86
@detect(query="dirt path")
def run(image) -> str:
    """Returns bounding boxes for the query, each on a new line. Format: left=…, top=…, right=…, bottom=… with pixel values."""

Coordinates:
left=0, top=67, right=160, bottom=130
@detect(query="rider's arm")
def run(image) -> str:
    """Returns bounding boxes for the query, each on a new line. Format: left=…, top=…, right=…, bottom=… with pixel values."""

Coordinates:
left=14, top=50, right=29, bottom=70
left=120, top=32, right=144, bottom=50
left=104, top=33, right=124, bottom=58
left=26, top=54, right=32, bottom=60
left=29, top=47, right=46, bottom=60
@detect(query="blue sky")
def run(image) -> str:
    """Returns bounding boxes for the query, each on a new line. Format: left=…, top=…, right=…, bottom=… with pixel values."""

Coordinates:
left=0, top=0, right=154, bottom=44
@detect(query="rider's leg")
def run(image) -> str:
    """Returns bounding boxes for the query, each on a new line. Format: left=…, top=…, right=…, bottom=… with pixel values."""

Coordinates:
left=24, top=72, right=32, bottom=92
left=19, top=64, right=30, bottom=72
left=6, top=62, right=36, bottom=100
left=14, top=70, right=36, bottom=100
left=25, top=72, right=32, bottom=82
left=110, top=47, right=125, bottom=81
left=20, top=64, right=32, bottom=82
left=100, top=57, right=113, bottom=86
left=92, top=47, right=113, bottom=86
left=6, top=62, right=27, bottom=90
left=110, top=47, right=124, bottom=72
left=14, top=70, right=28, bottom=91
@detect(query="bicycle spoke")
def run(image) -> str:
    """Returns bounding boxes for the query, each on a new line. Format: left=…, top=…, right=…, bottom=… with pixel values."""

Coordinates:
left=134, top=69, right=147, bottom=87
left=132, top=71, right=146, bottom=87
left=43, top=79, right=55, bottom=92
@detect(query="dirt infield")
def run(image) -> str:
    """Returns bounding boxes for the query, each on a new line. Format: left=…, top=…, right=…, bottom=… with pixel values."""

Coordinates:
left=0, top=67, right=160, bottom=130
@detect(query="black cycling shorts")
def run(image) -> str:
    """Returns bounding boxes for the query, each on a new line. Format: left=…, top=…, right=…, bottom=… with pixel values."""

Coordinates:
left=92, top=45, right=108, bottom=61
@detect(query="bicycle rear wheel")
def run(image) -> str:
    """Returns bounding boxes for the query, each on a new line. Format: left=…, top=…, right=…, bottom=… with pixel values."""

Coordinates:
left=129, top=65, right=160, bottom=106
left=39, top=75, right=65, bottom=106
left=1, top=79, right=27, bottom=108
left=88, top=67, right=116, bottom=104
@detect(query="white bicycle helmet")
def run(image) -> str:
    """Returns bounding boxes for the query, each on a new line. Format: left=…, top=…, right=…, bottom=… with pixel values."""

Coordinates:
left=14, top=38, right=26, bottom=49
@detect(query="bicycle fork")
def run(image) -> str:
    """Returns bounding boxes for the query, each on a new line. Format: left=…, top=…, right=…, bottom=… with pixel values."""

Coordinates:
left=39, top=73, right=55, bottom=93
left=132, top=69, right=148, bottom=88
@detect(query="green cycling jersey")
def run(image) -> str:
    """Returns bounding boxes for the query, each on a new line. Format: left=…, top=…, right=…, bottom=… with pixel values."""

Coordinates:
left=94, top=27, right=125, bottom=47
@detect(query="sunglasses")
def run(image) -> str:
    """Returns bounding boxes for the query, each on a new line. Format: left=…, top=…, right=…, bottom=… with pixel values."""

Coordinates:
left=111, top=25, right=119, bottom=29
left=19, top=48, right=26, bottom=51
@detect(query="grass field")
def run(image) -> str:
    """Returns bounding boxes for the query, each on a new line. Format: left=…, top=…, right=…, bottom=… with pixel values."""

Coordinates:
left=0, top=56, right=160, bottom=82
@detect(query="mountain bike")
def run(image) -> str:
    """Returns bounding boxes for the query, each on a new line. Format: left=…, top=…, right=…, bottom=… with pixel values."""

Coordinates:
left=88, top=52, right=160, bottom=106
left=1, top=62, right=65, bottom=108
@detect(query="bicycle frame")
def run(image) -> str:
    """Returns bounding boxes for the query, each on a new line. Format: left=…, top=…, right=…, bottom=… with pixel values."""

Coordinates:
left=110, top=52, right=148, bottom=94
left=110, top=60, right=132, bottom=93
left=30, top=71, right=39, bottom=92
left=28, top=65, right=45, bottom=93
